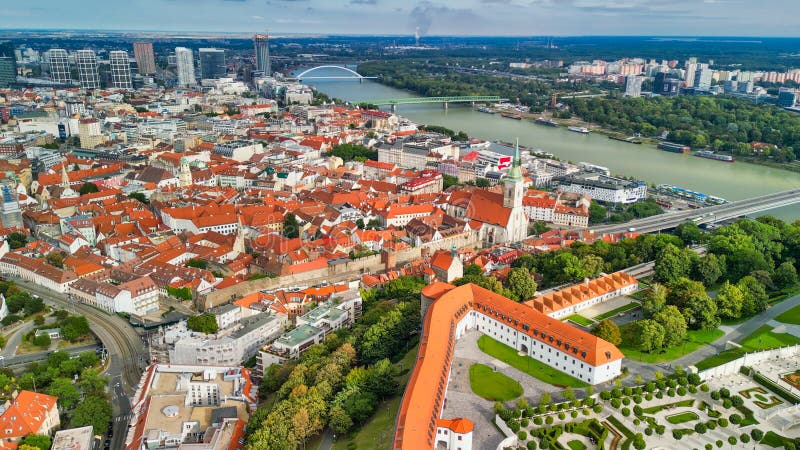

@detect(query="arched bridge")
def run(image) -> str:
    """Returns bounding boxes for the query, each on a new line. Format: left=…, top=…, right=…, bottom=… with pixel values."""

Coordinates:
left=295, top=65, right=377, bottom=81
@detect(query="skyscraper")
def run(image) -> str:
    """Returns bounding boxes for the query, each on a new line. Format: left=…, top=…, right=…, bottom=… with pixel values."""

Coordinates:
left=109, top=50, right=133, bottom=89
left=254, top=34, right=270, bottom=77
left=199, top=48, right=226, bottom=80
left=0, top=41, right=16, bottom=88
left=45, top=49, right=71, bottom=84
left=624, top=75, right=644, bottom=98
left=133, top=42, right=156, bottom=75
left=175, top=47, right=196, bottom=87
left=693, top=67, right=713, bottom=91
left=75, top=49, right=100, bottom=89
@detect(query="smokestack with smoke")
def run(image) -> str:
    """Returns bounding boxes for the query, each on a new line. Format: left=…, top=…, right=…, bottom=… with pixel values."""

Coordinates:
left=410, top=3, right=434, bottom=37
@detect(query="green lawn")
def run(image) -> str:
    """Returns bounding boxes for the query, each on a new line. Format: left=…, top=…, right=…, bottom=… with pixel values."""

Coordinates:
left=477, top=335, right=589, bottom=388
left=665, top=411, right=699, bottom=424
left=642, top=399, right=694, bottom=414
left=331, top=343, right=419, bottom=450
left=695, top=325, right=800, bottom=370
left=775, top=303, right=800, bottom=325
left=620, top=326, right=724, bottom=363
left=566, top=314, right=594, bottom=327
left=761, top=431, right=795, bottom=448
left=593, top=302, right=640, bottom=321
left=468, top=364, right=523, bottom=401
left=567, top=440, right=587, bottom=450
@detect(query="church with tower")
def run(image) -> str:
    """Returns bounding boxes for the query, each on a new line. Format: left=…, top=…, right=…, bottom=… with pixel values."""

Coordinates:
left=443, top=139, right=529, bottom=245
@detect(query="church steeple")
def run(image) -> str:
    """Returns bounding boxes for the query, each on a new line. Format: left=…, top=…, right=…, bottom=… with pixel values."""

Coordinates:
left=60, top=164, right=77, bottom=199
left=506, top=138, right=523, bottom=182
left=503, top=138, right=524, bottom=209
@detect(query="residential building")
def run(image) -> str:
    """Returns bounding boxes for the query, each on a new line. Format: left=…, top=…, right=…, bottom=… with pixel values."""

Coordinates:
left=254, top=34, right=270, bottom=76
left=0, top=252, right=78, bottom=293
left=133, top=42, right=156, bottom=75
left=124, top=365, right=257, bottom=450
left=199, top=48, right=226, bottom=80
left=0, top=41, right=16, bottom=88
left=45, top=48, right=71, bottom=84
left=394, top=282, right=624, bottom=449
left=429, top=248, right=463, bottom=283
left=175, top=47, right=196, bottom=87
left=109, top=50, right=133, bottom=89
left=693, top=67, right=713, bottom=91
left=78, top=118, right=104, bottom=149
left=557, top=173, right=647, bottom=204
left=95, top=276, right=160, bottom=317
left=167, top=313, right=286, bottom=366
left=624, top=75, right=644, bottom=97
left=75, top=49, right=100, bottom=89
left=52, top=426, right=94, bottom=450
left=525, top=271, right=638, bottom=319
left=0, top=391, right=60, bottom=445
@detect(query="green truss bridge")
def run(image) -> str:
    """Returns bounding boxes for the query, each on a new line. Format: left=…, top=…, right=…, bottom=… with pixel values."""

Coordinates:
left=367, top=95, right=507, bottom=111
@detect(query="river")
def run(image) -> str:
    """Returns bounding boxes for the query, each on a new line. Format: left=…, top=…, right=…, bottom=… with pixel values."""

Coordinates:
left=299, top=67, right=800, bottom=221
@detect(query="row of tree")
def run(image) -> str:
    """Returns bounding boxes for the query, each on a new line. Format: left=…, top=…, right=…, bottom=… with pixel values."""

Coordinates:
left=247, top=276, right=424, bottom=449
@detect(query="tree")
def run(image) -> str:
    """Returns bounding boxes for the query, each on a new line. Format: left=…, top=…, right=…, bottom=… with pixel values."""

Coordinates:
left=589, top=201, right=607, bottom=224
left=630, top=320, right=665, bottom=352
left=675, top=222, right=705, bottom=245
left=463, top=264, right=483, bottom=277
left=77, top=368, right=109, bottom=397
left=32, top=333, right=51, bottom=348
left=6, top=232, right=26, bottom=249
left=128, top=192, right=150, bottom=205
left=186, top=313, right=218, bottom=334
left=78, top=182, right=100, bottom=195
left=45, top=252, right=64, bottom=268
left=592, top=319, right=622, bottom=345
left=692, top=254, right=723, bottom=286
left=507, top=268, right=537, bottom=301
left=715, top=281, right=744, bottom=320
left=283, top=213, right=300, bottom=239
left=292, top=407, right=320, bottom=450
left=61, top=316, right=90, bottom=341
left=653, top=244, right=693, bottom=283
left=667, top=277, right=718, bottom=329
left=328, top=143, right=378, bottom=161
left=642, top=283, right=667, bottom=318
left=47, top=377, right=81, bottom=410
left=774, top=261, right=798, bottom=289
left=328, top=405, right=353, bottom=434
left=633, top=433, right=646, bottom=450
left=737, top=275, right=768, bottom=317
left=18, top=435, right=50, bottom=450
left=652, top=306, right=687, bottom=348
left=70, top=395, right=112, bottom=434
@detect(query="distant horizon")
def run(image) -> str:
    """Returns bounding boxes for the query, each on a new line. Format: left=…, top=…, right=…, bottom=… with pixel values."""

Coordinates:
left=4, top=0, right=799, bottom=37
left=1, top=28, right=798, bottom=40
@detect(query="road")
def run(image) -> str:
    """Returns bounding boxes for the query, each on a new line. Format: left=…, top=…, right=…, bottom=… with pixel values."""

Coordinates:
left=1, top=343, right=98, bottom=368
left=1, top=320, right=35, bottom=358
left=589, top=188, right=800, bottom=235
left=11, top=277, right=148, bottom=450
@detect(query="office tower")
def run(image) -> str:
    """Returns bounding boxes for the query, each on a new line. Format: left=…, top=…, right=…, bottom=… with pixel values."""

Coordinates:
left=693, top=67, right=713, bottom=91
left=109, top=50, right=133, bottom=89
left=175, top=47, right=196, bottom=87
left=254, top=34, right=270, bottom=77
left=45, top=49, right=71, bottom=83
left=624, top=75, right=644, bottom=98
left=778, top=88, right=797, bottom=107
left=75, top=49, right=100, bottom=89
left=133, top=42, right=156, bottom=75
left=199, top=48, right=226, bottom=80
left=0, top=41, right=16, bottom=88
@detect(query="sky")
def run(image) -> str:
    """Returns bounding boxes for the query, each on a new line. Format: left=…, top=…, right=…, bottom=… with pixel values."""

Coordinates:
left=1, top=0, right=798, bottom=37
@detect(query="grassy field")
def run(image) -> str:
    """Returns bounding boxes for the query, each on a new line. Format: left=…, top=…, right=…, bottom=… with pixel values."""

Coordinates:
left=619, top=326, right=724, bottom=363
left=469, top=363, right=523, bottom=401
left=775, top=303, right=800, bottom=325
left=567, top=440, right=587, bottom=450
left=330, top=343, right=419, bottom=450
left=477, top=335, right=589, bottom=388
left=566, top=314, right=594, bottom=327
left=593, top=302, right=640, bottom=321
left=665, top=411, right=699, bottom=424
left=695, top=325, right=800, bottom=370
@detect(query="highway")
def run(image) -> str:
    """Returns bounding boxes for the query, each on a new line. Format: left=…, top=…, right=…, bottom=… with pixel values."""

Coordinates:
left=589, top=188, right=800, bottom=235
left=11, top=277, right=147, bottom=450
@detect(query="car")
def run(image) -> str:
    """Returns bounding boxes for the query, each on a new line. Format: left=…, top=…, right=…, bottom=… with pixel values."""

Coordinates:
left=628, top=227, right=636, bottom=232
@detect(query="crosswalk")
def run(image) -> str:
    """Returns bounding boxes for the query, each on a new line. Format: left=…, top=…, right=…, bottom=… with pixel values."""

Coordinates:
left=114, top=414, right=133, bottom=423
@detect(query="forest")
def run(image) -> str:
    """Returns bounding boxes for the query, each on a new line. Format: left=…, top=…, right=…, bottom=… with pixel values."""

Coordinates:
left=566, top=95, right=800, bottom=161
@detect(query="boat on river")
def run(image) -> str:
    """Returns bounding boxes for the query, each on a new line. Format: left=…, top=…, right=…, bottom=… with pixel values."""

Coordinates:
left=534, top=117, right=559, bottom=127
left=568, top=126, right=590, bottom=134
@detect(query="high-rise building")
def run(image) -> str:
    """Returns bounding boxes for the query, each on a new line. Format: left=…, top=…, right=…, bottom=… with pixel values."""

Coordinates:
left=254, top=34, right=270, bottom=77
left=109, top=50, right=133, bottom=89
left=133, top=42, right=156, bottom=75
left=624, top=75, right=644, bottom=98
left=778, top=88, right=798, bottom=108
left=175, top=47, right=196, bottom=87
left=199, top=48, right=226, bottom=80
left=693, top=67, right=713, bottom=91
left=45, top=49, right=71, bottom=84
left=0, top=41, right=16, bottom=88
left=75, top=49, right=100, bottom=89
